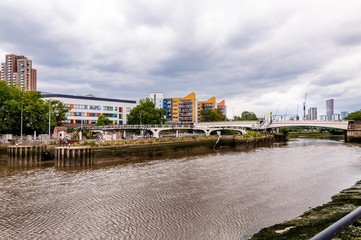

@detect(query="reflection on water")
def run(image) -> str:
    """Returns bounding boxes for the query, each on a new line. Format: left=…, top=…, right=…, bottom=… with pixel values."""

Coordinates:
left=1, top=139, right=361, bottom=240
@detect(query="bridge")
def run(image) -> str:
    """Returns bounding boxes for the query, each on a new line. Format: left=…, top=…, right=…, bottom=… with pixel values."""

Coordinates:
left=196, top=120, right=350, bottom=130
left=87, top=120, right=350, bottom=139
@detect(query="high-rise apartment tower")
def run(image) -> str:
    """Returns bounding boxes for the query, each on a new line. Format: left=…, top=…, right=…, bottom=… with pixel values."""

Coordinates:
left=326, top=99, right=334, bottom=121
left=0, top=54, right=37, bottom=91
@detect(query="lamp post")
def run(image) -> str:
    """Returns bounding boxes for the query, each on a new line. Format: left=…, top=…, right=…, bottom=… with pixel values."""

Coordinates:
left=20, top=104, right=23, bottom=142
left=48, top=100, right=51, bottom=140
left=139, top=112, right=143, bottom=138
left=194, top=99, right=198, bottom=124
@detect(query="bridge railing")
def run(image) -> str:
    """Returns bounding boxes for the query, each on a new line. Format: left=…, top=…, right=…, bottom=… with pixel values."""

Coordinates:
left=89, top=124, right=195, bottom=130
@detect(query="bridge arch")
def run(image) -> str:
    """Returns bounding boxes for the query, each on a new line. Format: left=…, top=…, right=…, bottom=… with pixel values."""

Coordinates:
left=267, top=121, right=349, bottom=130
left=194, top=128, right=247, bottom=136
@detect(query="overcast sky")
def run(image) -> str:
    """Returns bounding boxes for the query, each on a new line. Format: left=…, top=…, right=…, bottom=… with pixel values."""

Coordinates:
left=1, top=0, right=361, bottom=118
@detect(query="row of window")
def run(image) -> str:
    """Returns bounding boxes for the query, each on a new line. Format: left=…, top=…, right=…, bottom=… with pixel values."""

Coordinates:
left=67, top=112, right=123, bottom=119
left=64, top=119, right=123, bottom=125
left=66, top=104, right=125, bottom=112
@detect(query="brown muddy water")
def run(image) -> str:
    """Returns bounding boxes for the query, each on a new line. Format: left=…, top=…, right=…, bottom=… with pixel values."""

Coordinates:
left=1, top=139, right=361, bottom=240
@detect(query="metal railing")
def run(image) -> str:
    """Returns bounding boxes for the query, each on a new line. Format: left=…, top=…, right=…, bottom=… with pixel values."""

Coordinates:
left=310, top=206, right=361, bottom=240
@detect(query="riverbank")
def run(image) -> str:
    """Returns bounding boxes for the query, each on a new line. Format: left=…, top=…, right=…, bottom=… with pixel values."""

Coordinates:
left=91, top=135, right=274, bottom=165
left=0, top=135, right=275, bottom=165
left=251, top=180, right=361, bottom=239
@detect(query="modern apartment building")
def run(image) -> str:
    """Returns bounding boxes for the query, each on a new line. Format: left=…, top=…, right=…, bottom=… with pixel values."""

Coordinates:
left=163, top=92, right=196, bottom=123
left=159, top=92, right=227, bottom=123
left=197, top=97, right=216, bottom=122
left=0, top=54, right=37, bottom=91
left=326, top=99, right=334, bottom=121
left=217, top=100, right=227, bottom=117
left=42, top=93, right=136, bottom=126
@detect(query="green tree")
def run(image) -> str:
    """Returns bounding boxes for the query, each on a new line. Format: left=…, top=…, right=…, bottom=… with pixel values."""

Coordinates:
left=200, top=109, right=226, bottom=122
left=96, top=114, right=112, bottom=126
left=127, top=98, right=166, bottom=124
left=345, top=110, right=361, bottom=121
left=0, top=81, right=21, bottom=134
left=0, top=81, right=70, bottom=135
left=234, top=111, right=258, bottom=121
left=50, top=100, right=69, bottom=127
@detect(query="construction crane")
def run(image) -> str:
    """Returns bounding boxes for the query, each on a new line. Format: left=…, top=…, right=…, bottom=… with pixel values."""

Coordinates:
left=303, top=92, right=307, bottom=120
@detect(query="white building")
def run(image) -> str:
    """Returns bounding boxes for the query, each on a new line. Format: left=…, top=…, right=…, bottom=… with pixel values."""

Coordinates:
left=149, top=92, right=164, bottom=109
left=332, top=114, right=341, bottom=121
left=341, top=111, right=349, bottom=120
left=43, top=94, right=136, bottom=126
left=319, top=115, right=327, bottom=121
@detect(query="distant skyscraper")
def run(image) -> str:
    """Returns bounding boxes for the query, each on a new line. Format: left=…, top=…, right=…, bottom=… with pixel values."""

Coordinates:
left=326, top=99, right=334, bottom=121
left=0, top=54, right=37, bottom=91
left=307, top=107, right=318, bottom=120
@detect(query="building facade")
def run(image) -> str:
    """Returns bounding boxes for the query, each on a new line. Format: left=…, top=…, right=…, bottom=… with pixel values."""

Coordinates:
left=159, top=92, right=226, bottom=123
left=217, top=100, right=227, bottom=117
left=197, top=97, right=216, bottom=122
left=162, top=92, right=196, bottom=123
left=326, top=99, right=334, bottom=121
left=149, top=92, right=164, bottom=109
left=42, top=94, right=136, bottom=126
left=1, top=54, right=37, bottom=91
left=307, top=107, right=318, bottom=120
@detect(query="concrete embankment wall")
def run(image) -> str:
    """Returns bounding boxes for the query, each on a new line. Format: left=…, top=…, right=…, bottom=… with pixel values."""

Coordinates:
left=347, top=121, right=361, bottom=142
left=92, top=136, right=274, bottom=165
left=1, top=136, right=275, bottom=166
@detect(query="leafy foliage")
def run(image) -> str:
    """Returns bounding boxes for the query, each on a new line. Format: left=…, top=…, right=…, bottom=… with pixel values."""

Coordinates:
left=96, top=114, right=112, bottom=126
left=234, top=111, right=258, bottom=121
left=127, top=98, right=166, bottom=124
left=345, top=110, right=361, bottom=120
left=200, top=109, right=226, bottom=122
left=0, top=81, right=69, bottom=135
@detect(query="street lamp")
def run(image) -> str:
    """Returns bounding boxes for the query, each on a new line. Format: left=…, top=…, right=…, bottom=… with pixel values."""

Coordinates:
left=48, top=100, right=51, bottom=140
left=194, top=99, right=198, bottom=124
left=20, top=104, right=23, bottom=142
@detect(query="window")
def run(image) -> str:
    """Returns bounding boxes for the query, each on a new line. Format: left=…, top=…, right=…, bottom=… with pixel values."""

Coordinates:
left=103, top=106, right=113, bottom=111
left=89, top=105, right=101, bottom=110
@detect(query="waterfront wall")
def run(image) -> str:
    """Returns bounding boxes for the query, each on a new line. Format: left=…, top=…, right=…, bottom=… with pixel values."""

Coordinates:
left=347, top=130, right=361, bottom=142
left=92, top=136, right=274, bottom=165
left=2, top=136, right=275, bottom=166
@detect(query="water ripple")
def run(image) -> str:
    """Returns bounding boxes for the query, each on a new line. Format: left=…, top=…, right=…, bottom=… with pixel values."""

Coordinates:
left=1, top=139, right=361, bottom=239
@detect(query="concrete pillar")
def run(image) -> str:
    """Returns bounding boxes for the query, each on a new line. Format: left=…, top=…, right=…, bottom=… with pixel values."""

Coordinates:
left=55, top=147, right=93, bottom=167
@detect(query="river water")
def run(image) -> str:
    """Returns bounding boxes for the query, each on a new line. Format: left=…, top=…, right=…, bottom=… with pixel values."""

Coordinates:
left=0, top=138, right=361, bottom=240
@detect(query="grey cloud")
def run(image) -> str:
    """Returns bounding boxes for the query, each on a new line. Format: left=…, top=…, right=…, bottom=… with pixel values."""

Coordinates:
left=1, top=0, right=361, bottom=116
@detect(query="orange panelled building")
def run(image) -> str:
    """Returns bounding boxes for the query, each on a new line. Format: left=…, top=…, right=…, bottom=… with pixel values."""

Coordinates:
left=161, top=92, right=226, bottom=123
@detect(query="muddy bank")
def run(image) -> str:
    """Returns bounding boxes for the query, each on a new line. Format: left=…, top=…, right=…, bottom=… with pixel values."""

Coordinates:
left=92, top=136, right=275, bottom=165
left=251, top=180, right=361, bottom=239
